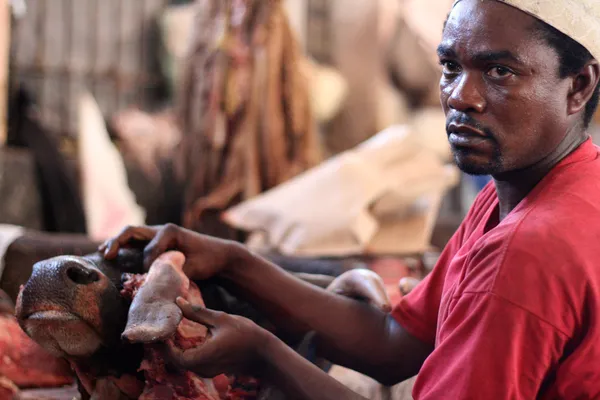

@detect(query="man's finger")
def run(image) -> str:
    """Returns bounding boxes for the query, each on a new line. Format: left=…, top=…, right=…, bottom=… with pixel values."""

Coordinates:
left=399, top=277, right=421, bottom=296
left=355, top=278, right=392, bottom=312
left=328, top=270, right=392, bottom=312
left=325, top=279, right=347, bottom=295
left=143, top=227, right=178, bottom=270
left=176, top=297, right=221, bottom=327
left=161, top=340, right=212, bottom=370
left=335, top=286, right=391, bottom=312
left=161, top=339, right=223, bottom=378
left=102, top=226, right=156, bottom=259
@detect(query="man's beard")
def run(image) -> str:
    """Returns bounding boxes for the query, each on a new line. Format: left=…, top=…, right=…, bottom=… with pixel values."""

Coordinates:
left=452, top=145, right=504, bottom=176
left=445, top=112, right=503, bottom=176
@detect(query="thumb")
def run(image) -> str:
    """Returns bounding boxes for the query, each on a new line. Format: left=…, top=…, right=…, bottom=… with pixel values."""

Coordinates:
left=329, top=270, right=392, bottom=312
left=176, top=297, right=221, bottom=327
left=354, top=278, right=391, bottom=312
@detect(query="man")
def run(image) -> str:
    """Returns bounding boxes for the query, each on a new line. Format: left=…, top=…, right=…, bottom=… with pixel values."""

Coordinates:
left=99, top=0, right=600, bottom=398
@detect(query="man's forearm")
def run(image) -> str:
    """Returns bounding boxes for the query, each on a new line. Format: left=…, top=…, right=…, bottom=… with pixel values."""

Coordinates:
left=259, top=332, right=367, bottom=400
left=219, top=248, right=431, bottom=384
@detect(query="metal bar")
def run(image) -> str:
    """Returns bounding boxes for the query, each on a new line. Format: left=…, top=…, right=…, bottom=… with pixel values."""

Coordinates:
left=138, top=0, right=148, bottom=106
left=64, top=0, right=73, bottom=136
left=88, top=0, right=98, bottom=99
left=114, top=0, right=123, bottom=111
left=0, top=0, right=10, bottom=146
left=306, top=0, right=331, bottom=64
left=35, top=0, right=46, bottom=124
left=14, top=65, right=161, bottom=86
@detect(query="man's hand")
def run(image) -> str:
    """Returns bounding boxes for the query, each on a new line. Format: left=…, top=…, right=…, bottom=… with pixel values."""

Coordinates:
left=163, top=297, right=269, bottom=377
left=326, top=269, right=391, bottom=313
left=165, top=298, right=368, bottom=400
left=98, top=224, right=242, bottom=280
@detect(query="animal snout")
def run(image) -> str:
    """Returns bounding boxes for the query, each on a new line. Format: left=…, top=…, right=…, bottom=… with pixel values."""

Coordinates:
left=65, top=262, right=100, bottom=285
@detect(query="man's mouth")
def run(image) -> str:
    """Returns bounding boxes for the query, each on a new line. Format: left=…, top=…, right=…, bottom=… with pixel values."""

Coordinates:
left=447, top=123, right=492, bottom=149
left=447, top=123, right=487, bottom=138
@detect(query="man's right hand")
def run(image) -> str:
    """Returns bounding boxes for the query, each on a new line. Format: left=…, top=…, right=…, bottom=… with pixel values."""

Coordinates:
left=98, top=224, right=243, bottom=280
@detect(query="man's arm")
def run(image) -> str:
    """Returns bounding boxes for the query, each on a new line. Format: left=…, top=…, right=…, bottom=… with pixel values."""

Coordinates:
left=167, top=297, right=371, bottom=400
left=100, top=224, right=433, bottom=384
left=1, top=229, right=100, bottom=300
left=259, top=331, right=369, bottom=400
left=218, top=248, right=432, bottom=385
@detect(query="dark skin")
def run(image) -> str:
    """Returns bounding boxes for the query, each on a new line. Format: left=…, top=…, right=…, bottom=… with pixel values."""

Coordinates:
left=441, top=0, right=600, bottom=220
left=0, top=0, right=592, bottom=397
left=98, top=1, right=600, bottom=398
left=100, top=225, right=430, bottom=391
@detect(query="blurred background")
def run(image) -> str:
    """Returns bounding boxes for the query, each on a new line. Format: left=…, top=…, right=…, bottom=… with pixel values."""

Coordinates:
left=1, top=1, right=600, bottom=398
left=1, top=0, right=600, bottom=297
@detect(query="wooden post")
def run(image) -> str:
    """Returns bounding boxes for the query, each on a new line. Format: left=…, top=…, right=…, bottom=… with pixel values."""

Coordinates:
left=0, top=0, right=10, bottom=147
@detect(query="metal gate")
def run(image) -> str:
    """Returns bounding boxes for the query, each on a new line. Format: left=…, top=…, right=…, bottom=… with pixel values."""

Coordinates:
left=8, top=0, right=175, bottom=142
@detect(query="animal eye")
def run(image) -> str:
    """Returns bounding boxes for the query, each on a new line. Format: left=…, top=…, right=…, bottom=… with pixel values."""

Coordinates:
left=487, top=66, right=514, bottom=79
left=440, top=60, right=461, bottom=77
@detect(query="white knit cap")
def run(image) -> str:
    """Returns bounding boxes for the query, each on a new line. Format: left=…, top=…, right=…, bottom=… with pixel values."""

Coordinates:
left=452, top=0, right=600, bottom=61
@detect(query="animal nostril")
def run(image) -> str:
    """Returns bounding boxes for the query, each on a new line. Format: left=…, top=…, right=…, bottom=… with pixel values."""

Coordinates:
left=66, top=264, right=100, bottom=285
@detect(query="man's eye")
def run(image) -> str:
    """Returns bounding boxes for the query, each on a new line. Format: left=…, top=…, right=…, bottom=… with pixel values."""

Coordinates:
left=441, top=61, right=461, bottom=76
left=487, top=66, right=514, bottom=79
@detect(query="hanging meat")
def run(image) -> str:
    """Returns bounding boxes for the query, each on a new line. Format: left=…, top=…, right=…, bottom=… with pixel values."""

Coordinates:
left=174, top=0, right=322, bottom=240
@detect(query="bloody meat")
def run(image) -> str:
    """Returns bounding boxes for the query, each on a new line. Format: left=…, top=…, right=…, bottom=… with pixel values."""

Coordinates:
left=120, top=252, right=259, bottom=400
left=0, top=290, right=74, bottom=390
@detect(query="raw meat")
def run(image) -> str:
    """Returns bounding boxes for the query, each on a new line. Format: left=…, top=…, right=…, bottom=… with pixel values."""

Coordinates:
left=176, top=0, right=322, bottom=239
left=0, top=290, right=74, bottom=389
left=120, top=251, right=259, bottom=400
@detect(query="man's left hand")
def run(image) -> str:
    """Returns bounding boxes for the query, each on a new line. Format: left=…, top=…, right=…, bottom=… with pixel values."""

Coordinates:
left=163, top=297, right=270, bottom=377
left=327, top=269, right=392, bottom=312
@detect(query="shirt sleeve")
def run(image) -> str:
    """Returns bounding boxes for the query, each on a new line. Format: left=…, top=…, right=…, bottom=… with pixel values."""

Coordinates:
left=413, top=291, right=568, bottom=400
left=390, top=249, right=453, bottom=344
left=0, top=224, right=25, bottom=282
left=391, top=182, right=495, bottom=344
left=391, top=209, right=470, bottom=344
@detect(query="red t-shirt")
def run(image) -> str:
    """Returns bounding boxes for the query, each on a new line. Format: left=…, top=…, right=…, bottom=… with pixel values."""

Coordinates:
left=392, top=137, right=600, bottom=399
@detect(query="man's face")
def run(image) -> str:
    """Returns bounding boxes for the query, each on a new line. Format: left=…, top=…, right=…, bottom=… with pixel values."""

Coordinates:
left=440, top=0, right=572, bottom=176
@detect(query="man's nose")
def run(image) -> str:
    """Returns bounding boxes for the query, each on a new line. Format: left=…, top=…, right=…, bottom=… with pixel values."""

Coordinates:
left=446, top=72, right=486, bottom=113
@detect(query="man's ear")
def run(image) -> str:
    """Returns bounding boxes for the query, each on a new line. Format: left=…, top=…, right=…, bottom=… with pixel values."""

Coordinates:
left=568, top=59, right=600, bottom=116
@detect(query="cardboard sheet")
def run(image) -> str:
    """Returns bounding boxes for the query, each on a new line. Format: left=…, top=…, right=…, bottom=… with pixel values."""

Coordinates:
left=223, top=117, right=458, bottom=257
